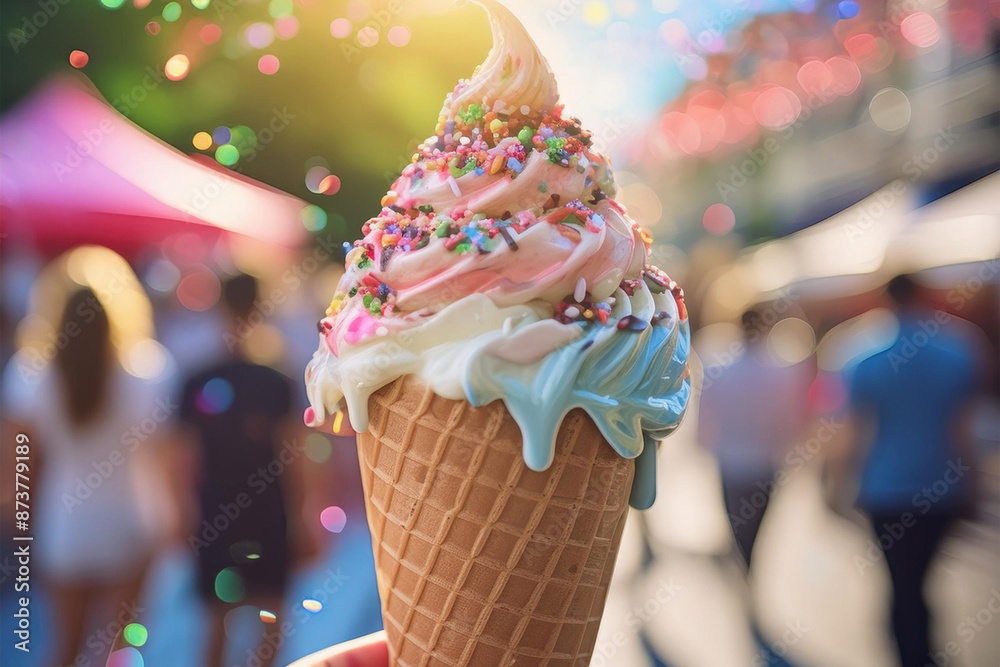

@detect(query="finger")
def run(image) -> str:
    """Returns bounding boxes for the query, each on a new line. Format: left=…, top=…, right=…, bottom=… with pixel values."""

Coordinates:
left=309, top=631, right=388, bottom=667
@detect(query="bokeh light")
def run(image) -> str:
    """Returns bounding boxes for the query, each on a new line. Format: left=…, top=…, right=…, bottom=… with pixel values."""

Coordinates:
left=330, top=18, right=352, bottom=39
left=703, top=203, right=736, bottom=235
left=661, top=112, right=701, bottom=154
left=305, top=165, right=330, bottom=193
left=230, top=540, right=262, bottom=562
left=319, top=174, right=342, bottom=195
left=69, top=50, right=89, bottom=69
left=357, top=26, right=379, bottom=47
left=192, top=131, right=213, bottom=150
left=845, top=32, right=893, bottom=73
left=124, top=339, right=169, bottom=380
left=869, top=87, right=911, bottom=132
left=107, top=647, right=144, bottom=667
left=826, top=56, right=861, bottom=96
left=347, top=0, right=368, bottom=21
left=767, top=317, right=816, bottom=365
left=837, top=1, right=859, bottom=19
left=275, top=16, right=299, bottom=40
left=320, top=506, right=347, bottom=533
left=196, top=377, right=234, bottom=414
left=145, top=20, right=161, bottom=35
left=753, top=86, right=801, bottom=130
left=123, top=623, right=148, bottom=647
left=260, top=610, right=278, bottom=623
left=214, top=567, right=246, bottom=603
left=192, top=0, right=211, bottom=9
left=212, top=126, right=231, bottom=145
left=245, top=22, right=275, bottom=49
left=387, top=26, right=411, bottom=47
left=900, top=12, right=940, bottom=48
left=145, top=258, right=181, bottom=292
left=796, top=59, right=832, bottom=97
left=229, top=125, right=258, bottom=158
left=164, top=54, right=190, bottom=81
left=304, top=433, right=332, bottom=463
left=302, top=599, right=323, bottom=613
left=300, top=205, right=327, bottom=232
left=258, top=54, right=280, bottom=75
left=162, top=2, right=182, bottom=22
left=100, top=0, right=126, bottom=8
left=215, top=144, right=240, bottom=166
left=177, top=267, right=221, bottom=311
left=583, top=1, right=611, bottom=26
left=269, top=0, right=293, bottom=18
left=200, top=23, right=221, bottom=44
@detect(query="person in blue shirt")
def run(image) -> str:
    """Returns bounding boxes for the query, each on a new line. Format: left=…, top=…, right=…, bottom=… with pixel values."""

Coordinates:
left=846, top=274, right=980, bottom=667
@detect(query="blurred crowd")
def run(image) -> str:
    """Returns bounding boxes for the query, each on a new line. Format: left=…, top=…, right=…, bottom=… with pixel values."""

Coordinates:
left=0, top=216, right=996, bottom=667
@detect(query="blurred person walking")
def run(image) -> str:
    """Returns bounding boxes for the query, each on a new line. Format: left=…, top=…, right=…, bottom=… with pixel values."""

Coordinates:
left=178, top=273, right=310, bottom=667
left=2, top=287, right=173, bottom=667
left=698, top=309, right=812, bottom=663
left=698, top=310, right=812, bottom=570
left=842, top=274, right=980, bottom=667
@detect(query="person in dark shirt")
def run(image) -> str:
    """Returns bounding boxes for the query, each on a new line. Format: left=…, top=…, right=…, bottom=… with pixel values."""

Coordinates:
left=179, top=273, right=302, bottom=667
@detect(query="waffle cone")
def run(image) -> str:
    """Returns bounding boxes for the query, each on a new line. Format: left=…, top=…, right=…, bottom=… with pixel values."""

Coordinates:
left=355, top=374, right=634, bottom=666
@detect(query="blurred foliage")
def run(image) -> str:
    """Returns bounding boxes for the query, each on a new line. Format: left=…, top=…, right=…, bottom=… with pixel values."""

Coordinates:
left=1, top=0, right=492, bottom=243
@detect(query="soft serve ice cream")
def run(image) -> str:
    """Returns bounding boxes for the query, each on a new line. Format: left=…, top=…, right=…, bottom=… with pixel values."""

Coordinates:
left=306, top=0, right=691, bottom=509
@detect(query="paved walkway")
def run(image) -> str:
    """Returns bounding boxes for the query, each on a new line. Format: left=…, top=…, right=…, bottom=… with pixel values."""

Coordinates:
left=3, top=411, right=996, bottom=667
left=597, top=409, right=1000, bottom=667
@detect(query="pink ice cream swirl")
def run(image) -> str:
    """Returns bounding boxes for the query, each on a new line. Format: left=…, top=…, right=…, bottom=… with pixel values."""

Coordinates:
left=305, top=0, right=689, bottom=447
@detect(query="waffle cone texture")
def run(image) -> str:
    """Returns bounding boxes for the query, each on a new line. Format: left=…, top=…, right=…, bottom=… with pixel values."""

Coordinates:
left=356, top=375, right=635, bottom=667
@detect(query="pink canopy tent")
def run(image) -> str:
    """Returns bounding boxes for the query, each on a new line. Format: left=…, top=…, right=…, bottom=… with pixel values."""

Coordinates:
left=0, top=72, right=308, bottom=258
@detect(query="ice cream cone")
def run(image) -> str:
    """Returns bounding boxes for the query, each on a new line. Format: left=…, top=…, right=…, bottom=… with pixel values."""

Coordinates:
left=356, top=374, right=634, bottom=666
